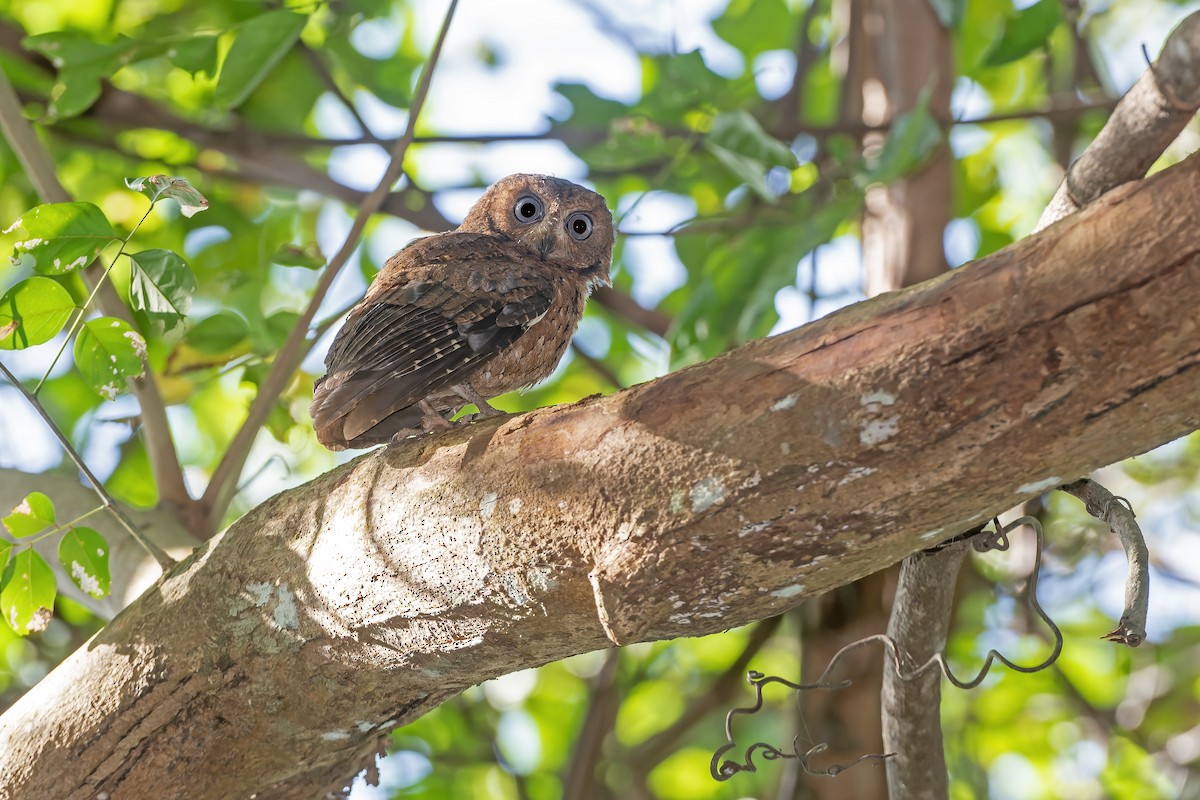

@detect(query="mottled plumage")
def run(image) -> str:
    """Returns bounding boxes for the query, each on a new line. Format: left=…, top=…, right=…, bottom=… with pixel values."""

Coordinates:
left=311, top=174, right=614, bottom=450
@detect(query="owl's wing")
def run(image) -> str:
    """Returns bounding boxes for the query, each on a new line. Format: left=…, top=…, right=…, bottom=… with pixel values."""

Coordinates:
left=311, top=242, right=553, bottom=446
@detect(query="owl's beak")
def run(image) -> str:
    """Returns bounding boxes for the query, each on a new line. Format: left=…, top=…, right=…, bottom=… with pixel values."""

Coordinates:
left=538, top=234, right=555, bottom=261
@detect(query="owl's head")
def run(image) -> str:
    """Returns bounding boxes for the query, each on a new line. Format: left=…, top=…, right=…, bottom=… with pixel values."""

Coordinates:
left=460, top=174, right=615, bottom=286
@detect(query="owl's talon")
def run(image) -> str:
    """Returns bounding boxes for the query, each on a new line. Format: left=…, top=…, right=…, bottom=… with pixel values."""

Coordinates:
left=389, top=428, right=423, bottom=444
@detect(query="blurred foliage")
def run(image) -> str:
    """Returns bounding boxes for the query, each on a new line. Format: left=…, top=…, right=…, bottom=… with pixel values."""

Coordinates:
left=0, top=0, right=1197, bottom=797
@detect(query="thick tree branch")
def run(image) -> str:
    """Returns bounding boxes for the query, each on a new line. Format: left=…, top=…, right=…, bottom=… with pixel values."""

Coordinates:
left=1, top=152, right=1197, bottom=798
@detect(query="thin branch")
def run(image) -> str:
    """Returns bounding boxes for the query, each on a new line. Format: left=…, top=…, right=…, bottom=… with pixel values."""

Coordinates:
left=591, top=287, right=671, bottom=338
left=561, top=649, right=620, bottom=800
left=200, top=0, right=461, bottom=530
left=1036, top=10, right=1200, bottom=231
left=715, top=517, right=1064, bottom=781
left=299, top=43, right=380, bottom=144
left=0, top=360, right=173, bottom=568
left=0, top=65, right=195, bottom=531
left=881, top=541, right=967, bottom=799
left=1058, top=479, right=1148, bottom=646
left=570, top=344, right=625, bottom=390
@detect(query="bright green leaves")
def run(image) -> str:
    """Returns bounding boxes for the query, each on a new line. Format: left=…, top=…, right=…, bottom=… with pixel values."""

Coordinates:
left=0, top=277, right=76, bottom=350
left=126, top=175, right=209, bottom=218
left=0, top=495, right=111, bottom=633
left=185, top=311, right=250, bottom=355
left=74, top=318, right=147, bottom=399
left=57, top=527, right=111, bottom=600
left=1, top=493, right=61, bottom=635
left=129, top=250, right=198, bottom=331
left=215, top=10, right=308, bottom=110
left=985, top=0, right=1063, bottom=67
left=124, top=177, right=205, bottom=330
left=1, top=549, right=56, bottom=635
left=3, top=492, right=56, bottom=539
left=704, top=111, right=798, bottom=200
left=6, top=202, right=117, bottom=275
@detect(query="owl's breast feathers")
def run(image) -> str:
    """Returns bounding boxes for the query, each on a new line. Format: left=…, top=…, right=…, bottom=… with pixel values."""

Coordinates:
left=310, top=232, right=590, bottom=449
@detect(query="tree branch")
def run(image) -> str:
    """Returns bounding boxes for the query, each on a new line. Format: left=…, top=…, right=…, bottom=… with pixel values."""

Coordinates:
left=1036, top=10, right=1200, bottom=231
left=1, top=152, right=1198, bottom=798
left=561, top=649, right=620, bottom=800
left=199, top=0, right=460, bottom=531
left=1058, top=479, right=1149, bottom=646
left=881, top=543, right=967, bottom=800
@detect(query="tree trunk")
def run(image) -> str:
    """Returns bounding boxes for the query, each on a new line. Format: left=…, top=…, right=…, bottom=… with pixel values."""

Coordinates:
left=0, top=154, right=1197, bottom=799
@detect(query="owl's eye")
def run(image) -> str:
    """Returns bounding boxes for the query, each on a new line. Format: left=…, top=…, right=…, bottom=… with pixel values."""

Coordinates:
left=513, top=195, right=544, bottom=224
left=566, top=212, right=593, bottom=240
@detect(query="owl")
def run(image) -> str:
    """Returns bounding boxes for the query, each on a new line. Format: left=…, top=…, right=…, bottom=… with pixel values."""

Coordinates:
left=310, top=174, right=615, bottom=450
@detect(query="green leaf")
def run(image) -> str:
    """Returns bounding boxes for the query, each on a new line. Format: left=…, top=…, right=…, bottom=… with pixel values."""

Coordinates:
left=214, top=10, right=308, bottom=110
left=125, top=175, right=209, bottom=218
left=984, top=0, right=1062, bottom=67
left=707, top=111, right=797, bottom=169
left=0, top=549, right=57, bottom=635
left=106, top=438, right=158, bottom=508
left=704, top=110, right=798, bottom=199
left=129, top=249, right=198, bottom=331
left=0, top=540, right=10, bottom=576
left=47, top=68, right=104, bottom=119
left=273, top=242, right=325, bottom=269
left=863, top=86, right=942, bottom=184
left=187, top=311, right=249, bottom=354
left=3, top=492, right=56, bottom=538
left=554, top=83, right=628, bottom=126
left=0, top=277, right=77, bottom=350
left=167, top=35, right=219, bottom=75
left=23, top=32, right=132, bottom=70
left=58, top=526, right=111, bottom=599
left=74, top=317, right=147, bottom=399
left=23, top=33, right=138, bottom=119
left=711, top=0, right=793, bottom=59
left=263, top=310, right=301, bottom=349
left=6, top=202, right=117, bottom=274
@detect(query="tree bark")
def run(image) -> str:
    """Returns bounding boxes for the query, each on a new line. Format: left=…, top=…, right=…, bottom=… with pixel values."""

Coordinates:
left=0, top=154, right=1198, bottom=799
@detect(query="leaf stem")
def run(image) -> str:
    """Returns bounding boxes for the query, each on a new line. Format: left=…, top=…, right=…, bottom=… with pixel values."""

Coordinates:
left=23, top=505, right=107, bottom=546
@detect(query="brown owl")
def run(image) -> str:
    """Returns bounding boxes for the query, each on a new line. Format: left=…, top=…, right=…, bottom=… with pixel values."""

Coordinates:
left=311, top=174, right=615, bottom=450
